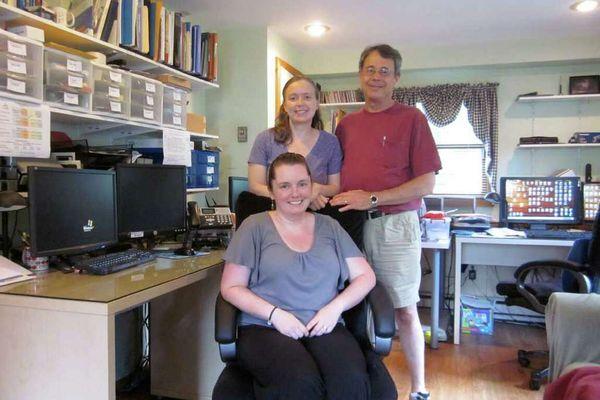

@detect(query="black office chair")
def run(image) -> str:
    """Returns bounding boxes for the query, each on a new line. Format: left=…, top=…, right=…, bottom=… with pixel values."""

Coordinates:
left=212, top=283, right=398, bottom=400
left=496, top=206, right=600, bottom=390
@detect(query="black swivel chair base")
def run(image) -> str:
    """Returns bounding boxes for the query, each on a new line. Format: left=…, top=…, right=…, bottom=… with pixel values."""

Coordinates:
left=517, top=349, right=549, bottom=390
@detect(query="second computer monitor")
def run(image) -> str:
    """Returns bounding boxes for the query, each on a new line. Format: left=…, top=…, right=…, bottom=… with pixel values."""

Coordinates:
left=500, top=176, right=582, bottom=226
left=116, top=164, right=187, bottom=238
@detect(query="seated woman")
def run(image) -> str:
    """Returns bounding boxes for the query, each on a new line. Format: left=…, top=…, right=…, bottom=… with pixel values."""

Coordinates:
left=221, top=152, right=376, bottom=400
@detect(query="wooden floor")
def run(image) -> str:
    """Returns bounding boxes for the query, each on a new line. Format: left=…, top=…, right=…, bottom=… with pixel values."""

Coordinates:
left=118, top=320, right=548, bottom=400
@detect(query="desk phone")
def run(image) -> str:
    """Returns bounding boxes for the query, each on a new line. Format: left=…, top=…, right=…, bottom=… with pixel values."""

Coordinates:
left=188, top=202, right=234, bottom=229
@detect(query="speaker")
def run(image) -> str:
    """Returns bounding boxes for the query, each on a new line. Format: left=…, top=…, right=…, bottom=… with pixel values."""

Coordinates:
left=585, top=164, right=592, bottom=183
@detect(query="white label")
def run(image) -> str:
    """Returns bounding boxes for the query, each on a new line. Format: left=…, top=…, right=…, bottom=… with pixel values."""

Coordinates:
left=7, top=40, right=27, bottom=56
left=67, top=59, right=83, bottom=73
left=7, top=77, right=26, bottom=93
left=7, top=59, right=26, bottom=75
left=207, top=155, right=216, bottom=163
left=108, top=86, right=120, bottom=98
left=173, top=116, right=182, bottom=126
left=109, top=71, right=122, bottom=83
left=110, top=101, right=121, bottom=113
left=146, top=95, right=154, bottom=106
left=173, top=92, right=182, bottom=102
left=145, top=82, right=156, bottom=93
left=143, top=108, right=154, bottom=119
left=64, top=92, right=79, bottom=105
left=130, top=231, right=144, bottom=238
left=68, top=75, right=83, bottom=88
left=173, top=104, right=182, bottom=114
left=206, top=166, right=215, bottom=174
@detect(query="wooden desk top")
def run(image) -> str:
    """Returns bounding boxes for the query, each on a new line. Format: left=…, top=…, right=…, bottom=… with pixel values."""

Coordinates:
left=0, top=250, right=224, bottom=303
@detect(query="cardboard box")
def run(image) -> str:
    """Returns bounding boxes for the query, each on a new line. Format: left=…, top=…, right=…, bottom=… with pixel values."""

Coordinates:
left=461, top=296, right=494, bottom=335
left=187, top=113, right=206, bottom=134
left=156, top=74, right=192, bottom=90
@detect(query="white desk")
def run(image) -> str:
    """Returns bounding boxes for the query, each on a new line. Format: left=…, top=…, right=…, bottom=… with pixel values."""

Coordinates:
left=422, top=238, right=451, bottom=349
left=0, top=252, right=225, bottom=400
left=452, top=237, right=573, bottom=344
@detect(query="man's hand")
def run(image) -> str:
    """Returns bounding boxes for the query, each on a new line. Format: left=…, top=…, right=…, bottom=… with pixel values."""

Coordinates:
left=331, top=190, right=372, bottom=212
left=271, top=309, right=309, bottom=339
left=309, top=194, right=329, bottom=210
left=306, top=302, right=343, bottom=337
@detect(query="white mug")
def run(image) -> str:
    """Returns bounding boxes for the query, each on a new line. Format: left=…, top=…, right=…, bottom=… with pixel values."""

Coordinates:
left=52, top=6, right=75, bottom=28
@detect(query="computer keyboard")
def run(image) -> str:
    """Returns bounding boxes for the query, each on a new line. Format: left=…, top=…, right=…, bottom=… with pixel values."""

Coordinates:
left=77, top=249, right=157, bottom=275
left=524, top=229, right=592, bottom=240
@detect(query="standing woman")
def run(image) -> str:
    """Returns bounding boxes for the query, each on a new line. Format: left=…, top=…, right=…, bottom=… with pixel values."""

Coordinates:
left=248, top=76, right=341, bottom=210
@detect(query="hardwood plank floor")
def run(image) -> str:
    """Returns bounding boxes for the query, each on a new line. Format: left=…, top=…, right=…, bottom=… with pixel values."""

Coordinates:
left=118, top=319, right=548, bottom=399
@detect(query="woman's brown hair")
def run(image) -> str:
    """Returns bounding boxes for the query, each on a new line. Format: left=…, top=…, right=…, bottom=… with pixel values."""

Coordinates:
left=273, top=76, right=324, bottom=145
left=267, top=152, right=312, bottom=191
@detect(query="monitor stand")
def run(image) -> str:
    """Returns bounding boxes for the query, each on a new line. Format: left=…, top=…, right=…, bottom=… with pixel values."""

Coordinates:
left=174, top=229, right=196, bottom=256
left=528, top=223, right=549, bottom=232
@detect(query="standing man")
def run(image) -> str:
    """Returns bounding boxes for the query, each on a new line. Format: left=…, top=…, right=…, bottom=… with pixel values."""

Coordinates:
left=331, top=44, right=441, bottom=400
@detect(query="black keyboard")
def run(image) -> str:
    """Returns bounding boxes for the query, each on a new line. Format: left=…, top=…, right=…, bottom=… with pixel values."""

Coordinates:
left=524, top=229, right=592, bottom=240
left=77, top=249, right=157, bottom=275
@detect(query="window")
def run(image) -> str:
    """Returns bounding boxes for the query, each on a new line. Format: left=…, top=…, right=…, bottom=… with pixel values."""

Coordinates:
left=416, top=103, right=485, bottom=195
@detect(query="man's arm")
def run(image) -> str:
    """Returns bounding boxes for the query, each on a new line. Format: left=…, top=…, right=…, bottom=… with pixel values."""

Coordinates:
left=330, top=172, right=435, bottom=211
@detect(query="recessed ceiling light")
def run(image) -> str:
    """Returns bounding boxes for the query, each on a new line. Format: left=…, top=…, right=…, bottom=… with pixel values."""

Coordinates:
left=570, top=0, right=598, bottom=12
left=304, top=22, right=330, bottom=37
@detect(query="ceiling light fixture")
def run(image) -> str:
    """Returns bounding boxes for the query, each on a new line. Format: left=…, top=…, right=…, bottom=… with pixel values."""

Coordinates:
left=570, top=0, right=599, bottom=12
left=304, top=22, right=330, bottom=37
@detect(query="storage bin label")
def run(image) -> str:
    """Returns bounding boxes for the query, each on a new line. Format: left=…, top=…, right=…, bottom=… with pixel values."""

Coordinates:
left=108, top=86, right=120, bottom=98
left=173, top=116, right=182, bottom=126
left=7, top=77, right=26, bottom=93
left=146, top=95, right=154, bottom=106
left=110, top=101, right=121, bottom=113
left=109, top=71, right=122, bottom=83
left=8, top=40, right=26, bottom=56
left=207, top=166, right=215, bottom=174
left=68, top=75, right=83, bottom=88
left=7, top=59, right=26, bottom=74
left=173, top=104, right=182, bottom=114
left=143, top=108, right=154, bottom=119
left=145, top=82, right=156, bottom=93
left=64, top=92, right=79, bottom=105
left=173, top=91, right=182, bottom=102
left=67, top=59, right=83, bottom=73
left=207, top=155, right=216, bottom=163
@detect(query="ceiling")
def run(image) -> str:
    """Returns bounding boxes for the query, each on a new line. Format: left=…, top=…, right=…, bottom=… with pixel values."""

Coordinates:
left=173, top=0, right=600, bottom=51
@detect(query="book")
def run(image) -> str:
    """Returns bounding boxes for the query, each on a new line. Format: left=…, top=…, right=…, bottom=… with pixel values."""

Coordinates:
left=100, top=0, right=119, bottom=42
left=70, top=0, right=94, bottom=35
left=94, top=0, right=112, bottom=39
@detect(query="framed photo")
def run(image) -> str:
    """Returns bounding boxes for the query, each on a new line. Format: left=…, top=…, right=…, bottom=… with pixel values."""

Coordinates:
left=275, top=57, right=302, bottom=114
left=569, top=75, right=600, bottom=95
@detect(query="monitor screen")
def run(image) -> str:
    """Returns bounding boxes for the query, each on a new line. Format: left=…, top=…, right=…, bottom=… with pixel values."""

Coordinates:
left=29, top=167, right=118, bottom=257
left=583, top=183, right=600, bottom=221
left=228, top=176, right=248, bottom=213
left=116, top=164, right=187, bottom=238
left=500, top=177, right=582, bottom=225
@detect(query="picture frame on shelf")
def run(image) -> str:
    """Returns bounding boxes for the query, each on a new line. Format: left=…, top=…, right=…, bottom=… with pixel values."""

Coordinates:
left=569, top=75, right=600, bottom=95
left=275, top=57, right=302, bottom=115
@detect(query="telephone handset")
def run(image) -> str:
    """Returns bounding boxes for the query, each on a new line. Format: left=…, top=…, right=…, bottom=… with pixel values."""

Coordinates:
left=187, top=201, right=234, bottom=229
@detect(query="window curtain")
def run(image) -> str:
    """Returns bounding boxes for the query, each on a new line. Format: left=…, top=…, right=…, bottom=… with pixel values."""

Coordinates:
left=392, top=83, right=499, bottom=191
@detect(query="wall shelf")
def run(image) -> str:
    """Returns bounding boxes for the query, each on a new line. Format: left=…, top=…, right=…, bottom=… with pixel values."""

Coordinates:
left=516, top=94, right=600, bottom=103
left=0, top=2, right=218, bottom=91
left=187, top=187, right=219, bottom=193
left=517, top=143, right=600, bottom=149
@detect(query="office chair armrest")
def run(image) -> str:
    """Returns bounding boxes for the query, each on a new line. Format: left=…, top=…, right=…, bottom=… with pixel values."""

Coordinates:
left=515, top=261, right=592, bottom=314
left=215, top=293, right=240, bottom=362
left=366, top=284, right=396, bottom=340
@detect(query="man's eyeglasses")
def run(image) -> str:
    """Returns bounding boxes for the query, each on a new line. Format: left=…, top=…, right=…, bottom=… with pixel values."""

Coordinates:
left=362, top=66, right=393, bottom=77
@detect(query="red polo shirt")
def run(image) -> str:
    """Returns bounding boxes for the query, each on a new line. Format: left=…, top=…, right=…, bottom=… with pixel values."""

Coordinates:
left=335, top=102, right=442, bottom=213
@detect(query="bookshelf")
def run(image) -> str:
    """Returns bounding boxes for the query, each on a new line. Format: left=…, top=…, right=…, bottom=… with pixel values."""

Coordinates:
left=516, top=93, right=600, bottom=103
left=517, top=143, right=600, bottom=149
left=320, top=102, right=364, bottom=108
left=0, top=2, right=218, bottom=91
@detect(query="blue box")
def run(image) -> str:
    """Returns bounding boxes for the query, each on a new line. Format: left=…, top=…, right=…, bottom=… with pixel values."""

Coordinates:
left=573, top=132, right=600, bottom=144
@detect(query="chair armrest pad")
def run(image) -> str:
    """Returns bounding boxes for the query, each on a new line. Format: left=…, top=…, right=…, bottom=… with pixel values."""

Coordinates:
left=366, top=284, right=396, bottom=339
left=215, top=293, right=239, bottom=343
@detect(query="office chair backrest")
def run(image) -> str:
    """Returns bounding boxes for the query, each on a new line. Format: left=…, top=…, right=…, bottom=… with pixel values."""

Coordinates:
left=228, top=176, right=248, bottom=214
left=588, top=205, right=600, bottom=271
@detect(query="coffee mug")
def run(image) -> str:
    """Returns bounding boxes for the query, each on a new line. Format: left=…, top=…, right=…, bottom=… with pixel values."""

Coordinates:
left=52, top=6, right=75, bottom=28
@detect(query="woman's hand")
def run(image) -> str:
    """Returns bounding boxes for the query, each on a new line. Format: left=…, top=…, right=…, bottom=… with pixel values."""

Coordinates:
left=309, top=183, right=329, bottom=210
left=306, top=302, right=343, bottom=337
left=271, top=309, right=309, bottom=340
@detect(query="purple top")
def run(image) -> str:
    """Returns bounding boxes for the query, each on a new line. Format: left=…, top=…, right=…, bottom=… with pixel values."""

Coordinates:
left=248, top=129, right=343, bottom=185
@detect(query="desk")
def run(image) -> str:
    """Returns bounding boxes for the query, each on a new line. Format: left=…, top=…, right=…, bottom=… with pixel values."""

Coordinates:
left=452, top=237, right=573, bottom=345
left=421, top=238, right=451, bottom=349
left=0, top=251, right=225, bottom=400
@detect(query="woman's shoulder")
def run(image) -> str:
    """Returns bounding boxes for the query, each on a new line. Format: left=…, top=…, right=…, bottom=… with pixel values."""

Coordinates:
left=317, top=130, right=341, bottom=149
left=255, top=128, right=276, bottom=143
left=237, top=211, right=271, bottom=232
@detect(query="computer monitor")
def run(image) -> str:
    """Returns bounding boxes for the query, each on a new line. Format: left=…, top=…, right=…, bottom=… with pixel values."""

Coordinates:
left=499, top=176, right=582, bottom=227
left=583, top=183, right=600, bottom=221
left=116, top=164, right=187, bottom=238
left=28, top=167, right=118, bottom=257
left=228, top=176, right=248, bottom=213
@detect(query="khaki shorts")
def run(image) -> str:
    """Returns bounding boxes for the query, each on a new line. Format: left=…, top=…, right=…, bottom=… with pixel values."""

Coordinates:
left=363, top=210, right=422, bottom=308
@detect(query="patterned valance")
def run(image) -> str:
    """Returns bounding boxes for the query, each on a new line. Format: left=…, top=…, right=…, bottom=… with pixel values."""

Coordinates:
left=393, top=83, right=499, bottom=191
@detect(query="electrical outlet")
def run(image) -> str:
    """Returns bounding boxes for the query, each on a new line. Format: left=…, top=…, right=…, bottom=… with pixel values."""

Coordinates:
left=468, top=268, right=477, bottom=280
left=237, top=126, right=248, bottom=142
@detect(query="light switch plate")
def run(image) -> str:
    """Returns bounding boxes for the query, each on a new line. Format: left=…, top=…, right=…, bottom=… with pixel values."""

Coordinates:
left=237, top=126, right=248, bottom=142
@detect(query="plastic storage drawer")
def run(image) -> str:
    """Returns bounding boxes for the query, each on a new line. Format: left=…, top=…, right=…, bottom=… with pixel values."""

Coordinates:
left=44, top=47, right=92, bottom=111
left=162, top=85, right=188, bottom=129
left=0, top=29, right=43, bottom=102
left=91, top=64, right=131, bottom=118
left=130, top=75, right=162, bottom=125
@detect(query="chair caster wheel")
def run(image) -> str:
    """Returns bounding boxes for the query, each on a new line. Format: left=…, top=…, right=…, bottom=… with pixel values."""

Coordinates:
left=529, top=378, right=541, bottom=390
